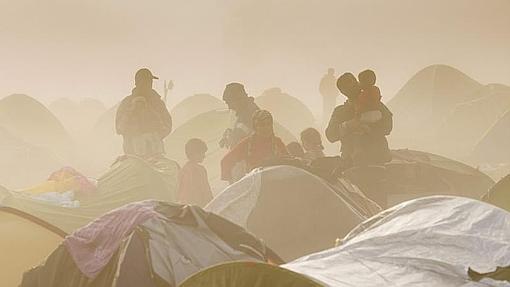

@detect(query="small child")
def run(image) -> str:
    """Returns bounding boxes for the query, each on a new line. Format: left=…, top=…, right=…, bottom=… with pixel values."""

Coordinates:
left=356, top=69, right=382, bottom=124
left=177, top=138, right=213, bottom=207
left=300, top=127, right=325, bottom=162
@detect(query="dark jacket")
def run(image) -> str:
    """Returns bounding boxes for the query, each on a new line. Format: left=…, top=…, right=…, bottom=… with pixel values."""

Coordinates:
left=326, top=100, right=393, bottom=165
left=115, top=88, right=172, bottom=139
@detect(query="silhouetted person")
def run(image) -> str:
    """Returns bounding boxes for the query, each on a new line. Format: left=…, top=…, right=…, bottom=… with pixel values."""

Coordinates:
left=219, top=82, right=260, bottom=150
left=177, top=138, right=213, bottom=207
left=325, top=72, right=392, bottom=168
left=115, top=68, right=172, bottom=158
left=286, top=141, right=305, bottom=158
left=301, top=127, right=325, bottom=162
left=221, top=110, right=288, bottom=183
left=319, top=68, right=338, bottom=126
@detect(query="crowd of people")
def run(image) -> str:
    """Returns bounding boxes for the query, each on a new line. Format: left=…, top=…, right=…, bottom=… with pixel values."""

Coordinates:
left=114, top=68, right=394, bottom=207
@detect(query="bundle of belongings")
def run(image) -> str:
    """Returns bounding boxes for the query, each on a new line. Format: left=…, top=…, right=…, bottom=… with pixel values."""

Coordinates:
left=21, top=200, right=282, bottom=287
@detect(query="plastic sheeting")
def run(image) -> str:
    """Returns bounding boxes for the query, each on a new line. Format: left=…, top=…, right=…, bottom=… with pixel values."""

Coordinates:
left=284, top=196, right=510, bottom=287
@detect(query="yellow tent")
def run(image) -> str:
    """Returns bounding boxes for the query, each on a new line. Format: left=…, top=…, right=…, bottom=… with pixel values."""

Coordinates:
left=0, top=207, right=65, bottom=287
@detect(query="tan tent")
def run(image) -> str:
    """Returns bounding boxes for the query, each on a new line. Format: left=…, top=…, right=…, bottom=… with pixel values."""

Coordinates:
left=206, top=165, right=379, bottom=261
left=482, top=174, right=510, bottom=212
left=343, top=149, right=495, bottom=208
left=170, top=94, right=224, bottom=128
left=255, top=88, right=317, bottom=136
left=0, top=206, right=65, bottom=287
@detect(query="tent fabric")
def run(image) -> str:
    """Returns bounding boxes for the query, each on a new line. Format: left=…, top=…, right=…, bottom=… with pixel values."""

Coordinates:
left=344, top=149, right=495, bottom=207
left=0, top=156, right=179, bottom=233
left=283, top=196, right=510, bottom=287
left=22, top=201, right=280, bottom=287
left=482, top=174, right=510, bottom=212
left=64, top=200, right=160, bottom=278
left=206, top=165, right=378, bottom=261
left=0, top=207, right=65, bottom=287
left=179, top=261, right=322, bottom=287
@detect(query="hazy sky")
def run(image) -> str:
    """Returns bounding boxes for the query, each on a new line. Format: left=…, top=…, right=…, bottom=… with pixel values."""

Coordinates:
left=1, top=0, right=509, bottom=115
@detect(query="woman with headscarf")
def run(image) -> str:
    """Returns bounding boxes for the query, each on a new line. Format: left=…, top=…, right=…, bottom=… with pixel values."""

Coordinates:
left=221, top=110, right=289, bottom=183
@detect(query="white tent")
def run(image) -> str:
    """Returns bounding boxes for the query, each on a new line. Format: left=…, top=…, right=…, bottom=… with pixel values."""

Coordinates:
left=284, top=196, right=510, bottom=286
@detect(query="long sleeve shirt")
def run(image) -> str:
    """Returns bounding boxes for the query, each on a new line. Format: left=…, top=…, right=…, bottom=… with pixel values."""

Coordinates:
left=326, top=100, right=393, bottom=164
left=177, top=162, right=213, bottom=207
left=221, top=134, right=289, bottom=181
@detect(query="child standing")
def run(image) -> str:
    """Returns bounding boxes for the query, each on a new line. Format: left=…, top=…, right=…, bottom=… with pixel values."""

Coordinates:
left=177, top=138, right=213, bottom=207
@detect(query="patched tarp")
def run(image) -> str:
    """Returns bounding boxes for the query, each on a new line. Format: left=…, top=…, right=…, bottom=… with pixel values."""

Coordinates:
left=206, top=165, right=379, bottom=261
left=0, top=156, right=179, bottom=233
left=22, top=201, right=281, bottom=287
left=283, top=196, right=510, bottom=287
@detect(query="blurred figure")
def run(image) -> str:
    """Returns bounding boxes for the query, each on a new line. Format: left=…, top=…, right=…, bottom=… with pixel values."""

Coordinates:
left=319, top=68, right=338, bottom=126
left=221, top=110, right=289, bottom=183
left=325, top=72, right=392, bottom=168
left=286, top=141, right=305, bottom=158
left=177, top=138, right=213, bottom=207
left=115, top=68, right=172, bottom=158
left=219, top=82, right=260, bottom=150
left=300, top=127, right=325, bottom=162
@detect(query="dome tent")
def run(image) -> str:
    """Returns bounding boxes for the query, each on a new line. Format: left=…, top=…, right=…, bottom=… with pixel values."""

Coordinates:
left=206, top=165, right=379, bottom=261
left=21, top=201, right=282, bottom=287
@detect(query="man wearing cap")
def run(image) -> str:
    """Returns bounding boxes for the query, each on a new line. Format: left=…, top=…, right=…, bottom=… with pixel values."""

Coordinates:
left=115, top=68, right=172, bottom=158
left=325, top=72, right=392, bottom=168
left=219, top=82, right=260, bottom=150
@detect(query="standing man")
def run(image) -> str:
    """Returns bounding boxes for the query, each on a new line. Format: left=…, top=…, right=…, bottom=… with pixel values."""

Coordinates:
left=115, top=68, right=172, bottom=158
left=319, top=68, right=338, bottom=126
left=219, top=82, right=260, bottom=183
left=219, top=82, right=260, bottom=150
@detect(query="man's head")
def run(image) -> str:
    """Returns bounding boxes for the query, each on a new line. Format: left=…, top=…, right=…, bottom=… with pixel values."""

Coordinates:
left=223, top=82, right=248, bottom=111
left=135, top=68, right=158, bottom=90
left=252, top=109, right=274, bottom=138
left=336, top=72, right=361, bottom=99
left=300, top=127, right=324, bottom=151
left=185, top=138, right=208, bottom=163
left=358, top=69, right=376, bottom=88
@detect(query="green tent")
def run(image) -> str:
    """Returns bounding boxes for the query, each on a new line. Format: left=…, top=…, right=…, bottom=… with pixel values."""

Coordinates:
left=179, top=262, right=321, bottom=287
left=0, top=156, right=179, bottom=233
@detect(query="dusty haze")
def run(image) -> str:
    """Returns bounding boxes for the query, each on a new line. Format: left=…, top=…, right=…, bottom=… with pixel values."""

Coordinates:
left=1, top=0, right=509, bottom=115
